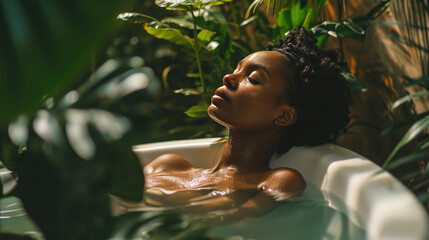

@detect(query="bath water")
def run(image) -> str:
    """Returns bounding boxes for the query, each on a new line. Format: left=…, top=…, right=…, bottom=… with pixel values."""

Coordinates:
left=0, top=183, right=365, bottom=239
left=209, top=183, right=365, bottom=240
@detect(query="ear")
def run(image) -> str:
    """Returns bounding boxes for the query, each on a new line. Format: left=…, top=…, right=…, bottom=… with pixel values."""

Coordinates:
left=275, top=105, right=297, bottom=126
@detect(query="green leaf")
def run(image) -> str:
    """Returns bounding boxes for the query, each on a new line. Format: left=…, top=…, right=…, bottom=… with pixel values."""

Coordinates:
left=108, top=142, right=144, bottom=202
left=316, top=34, right=328, bottom=48
left=95, top=67, right=153, bottom=102
left=197, top=30, right=215, bottom=43
left=390, top=91, right=429, bottom=111
left=145, top=24, right=193, bottom=47
left=341, top=71, right=367, bottom=92
left=343, top=19, right=365, bottom=35
left=335, top=23, right=365, bottom=41
left=162, top=16, right=195, bottom=29
left=0, top=0, right=133, bottom=125
left=245, top=0, right=264, bottom=19
left=404, top=75, right=429, bottom=87
left=385, top=148, right=429, bottom=170
left=302, top=9, right=314, bottom=28
left=8, top=115, right=28, bottom=146
left=155, top=0, right=230, bottom=10
left=311, top=21, right=337, bottom=37
left=117, top=12, right=159, bottom=24
left=277, top=9, right=293, bottom=35
left=366, top=0, right=390, bottom=19
left=384, top=114, right=429, bottom=167
left=291, top=0, right=310, bottom=28
left=241, top=15, right=258, bottom=27
left=174, top=88, right=203, bottom=96
left=413, top=135, right=429, bottom=153
left=184, top=105, right=208, bottom=118
left=381, top=111, right=429, bottom=136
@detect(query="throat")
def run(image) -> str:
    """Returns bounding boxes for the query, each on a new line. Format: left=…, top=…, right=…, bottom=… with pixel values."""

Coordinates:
left=210, top=129, right=280, bottom=173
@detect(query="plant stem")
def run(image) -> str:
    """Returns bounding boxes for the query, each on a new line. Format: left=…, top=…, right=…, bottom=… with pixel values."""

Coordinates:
left=190, top=6, right=207, bottom=104
left=337, top=0, right=345, bottom=63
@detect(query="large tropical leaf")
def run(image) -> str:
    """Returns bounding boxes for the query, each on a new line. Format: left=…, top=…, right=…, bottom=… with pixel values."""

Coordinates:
left=0, top=0, right=133, bottom=125
left=145, top=23, right=194, bottom=47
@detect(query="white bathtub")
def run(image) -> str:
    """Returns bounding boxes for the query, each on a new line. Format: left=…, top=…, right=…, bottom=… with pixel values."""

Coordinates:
left=133, top=137, right=429, bottom=240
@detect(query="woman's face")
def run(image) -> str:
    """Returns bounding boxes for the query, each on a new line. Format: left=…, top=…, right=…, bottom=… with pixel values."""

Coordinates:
left=208, top=51, right=296, bottom=130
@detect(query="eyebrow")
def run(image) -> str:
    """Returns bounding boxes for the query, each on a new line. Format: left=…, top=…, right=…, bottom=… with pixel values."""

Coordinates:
left=238, top=60, right=270, bottom=78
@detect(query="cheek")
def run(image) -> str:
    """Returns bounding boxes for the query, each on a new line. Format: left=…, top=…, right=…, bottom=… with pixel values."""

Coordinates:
left=231, top=91, right=279, bottom=127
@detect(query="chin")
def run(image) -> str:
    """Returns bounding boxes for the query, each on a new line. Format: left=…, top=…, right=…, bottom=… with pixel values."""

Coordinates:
left=208, top=104, right=229, bottom=127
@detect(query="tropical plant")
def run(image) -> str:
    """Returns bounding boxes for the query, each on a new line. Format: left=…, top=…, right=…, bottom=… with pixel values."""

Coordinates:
left=380, top=0, right=429, bottom=204
left=118, top=0, right=375, bottom=139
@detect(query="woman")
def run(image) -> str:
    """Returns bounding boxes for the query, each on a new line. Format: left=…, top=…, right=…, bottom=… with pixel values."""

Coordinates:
left=142, top=28, right=349, bottom=219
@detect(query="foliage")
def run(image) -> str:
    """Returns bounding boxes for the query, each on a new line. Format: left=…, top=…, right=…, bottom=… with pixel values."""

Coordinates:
left=1, top=0, right=427, bottom=239
left=118, top=0, right=379, bottom=139
left=379, top=0, right=429, bottom=203
left=0, top=0, right=133, bottom=125
left=2, top=57, right=154, bottom=239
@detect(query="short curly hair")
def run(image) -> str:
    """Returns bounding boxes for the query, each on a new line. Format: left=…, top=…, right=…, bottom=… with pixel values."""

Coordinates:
left=267, top=28, right=350, bottom=153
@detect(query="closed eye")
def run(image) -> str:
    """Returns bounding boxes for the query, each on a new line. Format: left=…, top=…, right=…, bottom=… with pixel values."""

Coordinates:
left=248, top=77, right=261, bottom=85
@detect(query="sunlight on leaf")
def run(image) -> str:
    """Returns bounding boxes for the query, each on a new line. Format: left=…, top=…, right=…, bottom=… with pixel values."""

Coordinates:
left=241, top=15, right=258, bottom=27
left=65, top=109, right=132, bottom=160
left=57, top=90, right=80, bottom=109
left=343, top=19, right=365, bottom=35
left=185, top=105, right=209, bottom=117
left=341, top=72, right=367, bottom=92
left=155, top=0, right=231, bottom=10
left=65, top=109, right=96, bottom=160
left=90, top=110, right=131, bottom=141
left=145, top=24, right=194, bottom=47
left=206, top=41, right=220, bottom=51
left=117, top=12, right=159, bottom=24
left=8, top=115, right=28, bottom=146
left=98, top=71, right=150, bottom=101
left=174, top=88, right=203, bottom=96
left=197, top=30, right=215, bottom=43
left=162, top=16, right=195, bottom=29
left=33, top=110, right=63, bottom=145
left=390, top=91, right=429, bottom=111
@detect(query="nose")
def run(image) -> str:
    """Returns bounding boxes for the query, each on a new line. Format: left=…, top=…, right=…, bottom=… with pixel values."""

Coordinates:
left=223, top=73, right=239, bottom=90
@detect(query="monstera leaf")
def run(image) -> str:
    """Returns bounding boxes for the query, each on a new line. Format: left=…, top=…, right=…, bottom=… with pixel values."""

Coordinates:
left=0, top=0, right=133, bottom=126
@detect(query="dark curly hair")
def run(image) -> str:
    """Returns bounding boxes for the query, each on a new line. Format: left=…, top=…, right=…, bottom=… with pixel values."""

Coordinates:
left=267, top=28, right=350, bottom=153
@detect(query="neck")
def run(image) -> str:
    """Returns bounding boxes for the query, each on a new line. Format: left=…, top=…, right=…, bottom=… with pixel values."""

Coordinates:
left=211, top=128, right=281, bottom=173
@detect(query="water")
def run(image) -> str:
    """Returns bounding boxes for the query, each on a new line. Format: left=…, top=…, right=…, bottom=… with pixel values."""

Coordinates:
left=0, top=196, right=43, bottom=240
left=209, top=183, right=366, bottom=240
left=0, top=183, right=365, bottom=239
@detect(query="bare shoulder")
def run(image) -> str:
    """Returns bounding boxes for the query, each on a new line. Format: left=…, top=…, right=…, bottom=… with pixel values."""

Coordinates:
left=144, top=153, right=195, bottom=174
left=262, top=168, right=306, bottom=191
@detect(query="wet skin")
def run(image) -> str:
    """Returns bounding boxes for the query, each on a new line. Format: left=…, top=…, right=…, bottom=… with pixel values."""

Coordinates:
left=143, top=51, right=306, bottom=220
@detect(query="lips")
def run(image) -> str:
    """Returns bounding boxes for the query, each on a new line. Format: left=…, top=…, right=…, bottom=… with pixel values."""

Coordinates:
left=213, top=87, right=229, bottom=102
